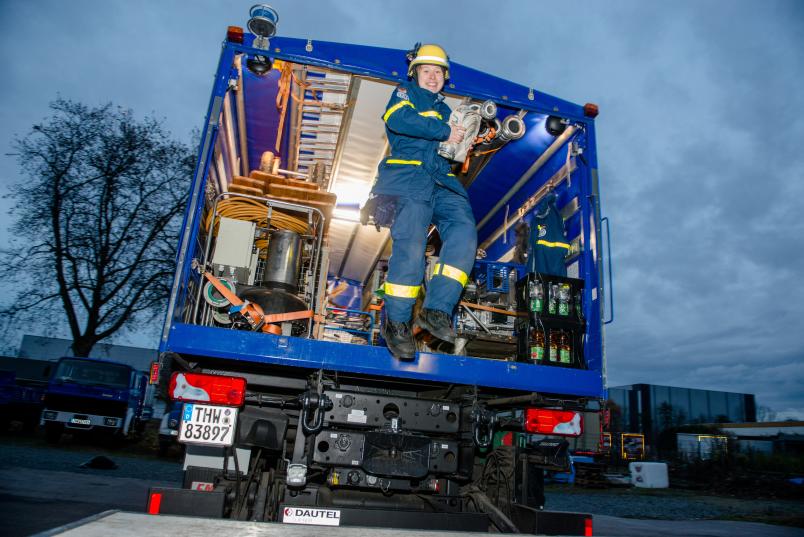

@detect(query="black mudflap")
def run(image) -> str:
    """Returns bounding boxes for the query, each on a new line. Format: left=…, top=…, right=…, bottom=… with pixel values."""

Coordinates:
left=147, top=487, right=226, bottom=518
left=510, top=503, right=593, bottom=536
left=279, top=504, right=489, bottom=532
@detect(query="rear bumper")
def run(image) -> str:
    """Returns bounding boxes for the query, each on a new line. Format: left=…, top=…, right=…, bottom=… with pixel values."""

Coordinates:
left=41, top=409, right=122, bottom=431
left=165, top=322, right=605, bottom=397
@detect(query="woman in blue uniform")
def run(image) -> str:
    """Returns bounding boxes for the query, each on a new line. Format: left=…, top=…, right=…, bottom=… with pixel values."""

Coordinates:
left=367, top=44, right=477, bottom=360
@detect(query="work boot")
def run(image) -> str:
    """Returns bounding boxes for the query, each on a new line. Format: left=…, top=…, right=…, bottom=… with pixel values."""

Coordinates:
left=382, top=320, right=416, bottom=361
left=415, top=308, right=456, bottom=344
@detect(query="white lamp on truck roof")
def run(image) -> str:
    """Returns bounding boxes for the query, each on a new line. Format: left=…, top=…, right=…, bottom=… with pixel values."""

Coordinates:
left=247, top=4, right=278, bottom=50
left=244, top=5, right=278, bottom=76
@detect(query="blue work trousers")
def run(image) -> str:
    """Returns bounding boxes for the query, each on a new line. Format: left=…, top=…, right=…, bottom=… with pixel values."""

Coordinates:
left=385, top=185, right=477, bottom=322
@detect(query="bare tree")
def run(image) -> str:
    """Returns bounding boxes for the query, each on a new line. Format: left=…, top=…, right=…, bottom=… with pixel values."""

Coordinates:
left=1, top=98, right=194, bottom=356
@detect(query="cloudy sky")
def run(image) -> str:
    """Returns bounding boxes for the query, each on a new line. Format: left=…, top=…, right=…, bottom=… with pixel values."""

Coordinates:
left=1, top=1, right=802, bottom=418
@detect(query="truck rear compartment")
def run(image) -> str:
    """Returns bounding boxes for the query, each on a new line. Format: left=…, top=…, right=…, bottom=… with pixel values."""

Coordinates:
left=156, top=33, right=605, bottom=534
left=161, top=51, right=604, bottom=396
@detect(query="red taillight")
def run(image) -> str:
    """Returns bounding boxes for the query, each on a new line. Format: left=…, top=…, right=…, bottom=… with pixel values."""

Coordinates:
left=169, top=372, right=246, bottom=406
left=149, top=361, right=159, bottom=385
left=601, top=432, right=612, bottom=451
left=524, top=408, right=583, bottom=436
left=227, top=25, right=244, bottom=43
left=148, top=492, right=162, bottom=515
left=584, top=516, right=593, bottom=536
left=583, top=103, right=599, bottom=118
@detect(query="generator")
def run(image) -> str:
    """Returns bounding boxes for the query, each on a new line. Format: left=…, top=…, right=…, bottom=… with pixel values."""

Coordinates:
left=453, top=261, right=525, bottom=360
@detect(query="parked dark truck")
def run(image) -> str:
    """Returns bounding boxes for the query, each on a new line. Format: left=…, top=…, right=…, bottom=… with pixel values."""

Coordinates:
left=151, top=5, right=611, bottom=535
left=41, top=357, right=150, bottom=443
left=0, top=357, right=51, bottom=432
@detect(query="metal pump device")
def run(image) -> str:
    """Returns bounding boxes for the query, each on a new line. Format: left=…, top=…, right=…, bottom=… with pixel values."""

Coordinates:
left=438, top=100, right=526, bottom=163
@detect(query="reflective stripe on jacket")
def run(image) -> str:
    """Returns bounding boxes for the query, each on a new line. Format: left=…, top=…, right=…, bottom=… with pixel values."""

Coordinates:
left=372, top=81, right=466, bottom=201
left=528, top=197, right=569, bottom=277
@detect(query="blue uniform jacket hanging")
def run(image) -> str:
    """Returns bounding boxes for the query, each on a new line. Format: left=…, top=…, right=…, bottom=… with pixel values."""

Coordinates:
left=528, top=194, right=571, bottom=276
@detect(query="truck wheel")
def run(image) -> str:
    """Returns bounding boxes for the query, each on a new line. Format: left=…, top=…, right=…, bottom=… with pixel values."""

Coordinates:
left=45, top=423, right=62, bottom=444
left=479, top=446, right=516, bottom=513
left=105, top=431, right=126, bottom=449
left=21, top=413, right=38, bottom=434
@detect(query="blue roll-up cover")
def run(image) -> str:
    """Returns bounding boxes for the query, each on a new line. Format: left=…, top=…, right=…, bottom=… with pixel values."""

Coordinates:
left=172, top=34, right=604, bottom=397
left=243, top=67, right=284, bottom=173
left=239, top=36, right=593, bottom=250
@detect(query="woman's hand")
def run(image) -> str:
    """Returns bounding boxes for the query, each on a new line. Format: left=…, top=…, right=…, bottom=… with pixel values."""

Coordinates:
left=447, top=123, right=466, bottom=144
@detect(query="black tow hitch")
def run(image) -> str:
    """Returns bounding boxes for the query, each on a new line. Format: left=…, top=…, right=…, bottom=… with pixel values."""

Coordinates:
left=288, top=390, right=334, bottom=488
left=471, top=404, right=496, bottom=448
left=299, top=391, right=333, bottom=435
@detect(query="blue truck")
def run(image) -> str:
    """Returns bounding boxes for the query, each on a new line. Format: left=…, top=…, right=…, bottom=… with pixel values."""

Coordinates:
left=151, top=6, right=611, bottom=534
left=0, top=358, right=51, bottom=432
left=40, top=356, right=150, bottom=443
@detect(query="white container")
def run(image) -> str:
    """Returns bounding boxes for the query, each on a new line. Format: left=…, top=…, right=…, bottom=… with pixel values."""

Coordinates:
left=629, top=462, right=669, bottom=488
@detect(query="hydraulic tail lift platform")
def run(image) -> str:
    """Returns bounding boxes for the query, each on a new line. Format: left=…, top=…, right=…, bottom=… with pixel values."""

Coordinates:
left=38, top=510, right=594, bottom=536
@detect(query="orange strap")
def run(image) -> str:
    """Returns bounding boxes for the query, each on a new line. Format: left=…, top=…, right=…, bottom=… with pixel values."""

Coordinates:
left=461, top=153, right=472, bottom=174
left=204, top=272, right=243, bottom=306
left=262, top=309, right=317, bottom=323
left=204, top=272, right=323, bottom=328
left=459, top=301, right=527, bottom=318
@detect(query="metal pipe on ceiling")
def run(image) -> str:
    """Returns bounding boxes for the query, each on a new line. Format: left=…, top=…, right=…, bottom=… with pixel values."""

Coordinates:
left=475, top=126, right=575, bottom=232
left=478, top=159, right=577, bottom=251
left=234, top=55, right=250, bottom=177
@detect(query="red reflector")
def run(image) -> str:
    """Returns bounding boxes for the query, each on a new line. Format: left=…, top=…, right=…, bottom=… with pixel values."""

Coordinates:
left=585, top=516, right=593, bottom=536
left=148, top=492, right=162, bottom=515
left=149, top=361, right=159, bottom=385
left=227, top=26, right=244, bottom=43
left=583, top=103, right=599, bottom=118
left=169, top=372, right=247, bottom=406
left=524, top=408, right=583, bottom=436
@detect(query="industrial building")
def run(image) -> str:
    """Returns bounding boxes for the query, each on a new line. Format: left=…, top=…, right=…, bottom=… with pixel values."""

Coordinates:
left=608, top=383, right=757, bottom=452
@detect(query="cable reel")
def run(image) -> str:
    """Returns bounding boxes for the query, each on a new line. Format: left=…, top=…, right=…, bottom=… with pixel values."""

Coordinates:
left=204, top=277, right=236, bottom=325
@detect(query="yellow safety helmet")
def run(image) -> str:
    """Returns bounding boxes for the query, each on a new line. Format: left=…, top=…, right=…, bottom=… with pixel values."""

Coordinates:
left=407, top=43, right=450, bottom=80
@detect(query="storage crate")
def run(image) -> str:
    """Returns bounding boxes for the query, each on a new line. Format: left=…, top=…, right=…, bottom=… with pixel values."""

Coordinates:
left=249, top=170, right=320, bottom=190
left=515, top=272, right=585, bottom=323
left=516, top=318, right=584, bottom=368
left=473, top=260, right=525, bottom=293
left=515, top=272, right=586, bottom=368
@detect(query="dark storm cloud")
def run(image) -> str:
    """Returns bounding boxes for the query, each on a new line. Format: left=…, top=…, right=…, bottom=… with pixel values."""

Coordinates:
left=598, top=2, right=804, bottom=418
left=1, top=0, right=801, bottom=416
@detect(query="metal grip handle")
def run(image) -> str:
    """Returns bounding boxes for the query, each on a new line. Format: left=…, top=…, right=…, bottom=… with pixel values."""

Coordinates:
left=601, top=216, right=614, bottom=325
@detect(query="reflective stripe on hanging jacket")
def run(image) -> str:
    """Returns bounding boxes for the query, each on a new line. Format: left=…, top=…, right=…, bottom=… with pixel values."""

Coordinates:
left=528, top=195, right=570, bottom=277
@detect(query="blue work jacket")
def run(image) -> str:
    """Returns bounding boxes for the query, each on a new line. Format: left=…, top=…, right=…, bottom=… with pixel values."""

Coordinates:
left=527, top=195, right=570, bottom=277
left=371, top=81, right=467, bottom=201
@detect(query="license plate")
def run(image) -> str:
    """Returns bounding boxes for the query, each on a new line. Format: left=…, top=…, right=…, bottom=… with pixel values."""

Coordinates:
left=179, top=403, right=237, bottom=446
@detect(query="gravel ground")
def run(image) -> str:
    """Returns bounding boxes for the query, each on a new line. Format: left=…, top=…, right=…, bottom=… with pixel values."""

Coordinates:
left=545, top=485, right=804, bottom=524
left=2, top=432, right=802, bottom=528
left=0, top=433, right=184, bottom=483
